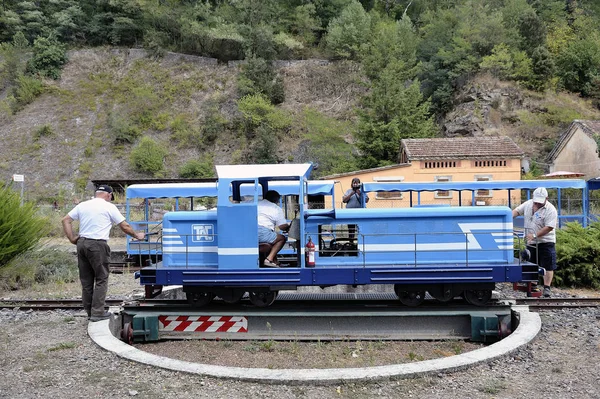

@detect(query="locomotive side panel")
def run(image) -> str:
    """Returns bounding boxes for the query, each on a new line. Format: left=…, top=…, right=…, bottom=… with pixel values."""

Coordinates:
left=305, top=206, right=514, bottom=267
left=162, top=211, right=219, bottom=268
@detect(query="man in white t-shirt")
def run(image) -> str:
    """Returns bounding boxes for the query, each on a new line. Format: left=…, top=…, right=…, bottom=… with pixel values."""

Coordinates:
left=258, top=190, right=289, bottom=268
left=512, top=187, right=558, bottom=297
left=62, top=185, right=145, bottom=321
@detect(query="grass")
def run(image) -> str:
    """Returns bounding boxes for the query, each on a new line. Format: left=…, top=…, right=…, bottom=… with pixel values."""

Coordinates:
left=47, top=342, right=77, bottom=352
left=477, top=379, right=507, bottom=394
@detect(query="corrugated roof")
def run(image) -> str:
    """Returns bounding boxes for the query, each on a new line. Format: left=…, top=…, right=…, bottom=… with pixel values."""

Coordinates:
left=547, top=120, right=600, bottom=162
left=401, top=136, right=524, bottom=160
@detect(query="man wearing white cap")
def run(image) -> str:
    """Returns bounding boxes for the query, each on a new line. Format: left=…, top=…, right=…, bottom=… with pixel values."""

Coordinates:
left=512, top=187, right=558, bottom=297
left=62, top=185, right=146, bottom=321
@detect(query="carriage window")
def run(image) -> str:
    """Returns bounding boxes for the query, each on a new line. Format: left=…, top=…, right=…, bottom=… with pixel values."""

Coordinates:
left=435, top=176, right=452, bottom=199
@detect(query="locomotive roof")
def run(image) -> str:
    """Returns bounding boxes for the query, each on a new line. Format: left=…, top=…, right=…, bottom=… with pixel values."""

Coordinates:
left=215, top=163, right=313, bottom=180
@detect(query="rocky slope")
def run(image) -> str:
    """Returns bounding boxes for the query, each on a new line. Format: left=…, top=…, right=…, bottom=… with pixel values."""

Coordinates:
left=1, top=48, right=598, bottom=202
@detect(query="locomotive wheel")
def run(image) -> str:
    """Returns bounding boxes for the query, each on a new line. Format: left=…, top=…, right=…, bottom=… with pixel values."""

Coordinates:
left=186, top=291, right=215, bottom=307
left=220, top=289, right=246, bottom=304
left=463, top=289, right=492, bottom=307
left=396, top=289, right=426, bottom=306
left=428, top=285, right=454, bottom=302
left=120, top=322, right=133, bottom=345
left=249, top=290, right=278, bottom=307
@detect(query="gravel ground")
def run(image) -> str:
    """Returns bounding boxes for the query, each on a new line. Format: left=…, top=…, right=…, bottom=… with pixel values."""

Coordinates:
left=1, top=274, right=599, bottom=398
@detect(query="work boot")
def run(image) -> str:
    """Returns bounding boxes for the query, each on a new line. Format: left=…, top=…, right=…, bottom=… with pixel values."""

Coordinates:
left=543, top=286, right=551, bottom=297
left=89, top=311, right=112, bottom=322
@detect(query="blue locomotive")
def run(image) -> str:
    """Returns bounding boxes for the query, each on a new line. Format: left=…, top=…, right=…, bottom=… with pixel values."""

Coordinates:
left=135, top=163, right=540, bottom=307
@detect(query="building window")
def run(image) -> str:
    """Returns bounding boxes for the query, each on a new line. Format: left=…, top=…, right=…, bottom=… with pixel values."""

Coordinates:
left=473, top=160, right=507, bottom=167
left=474, top=175, right=492, bottom=197
left=373, top=176, right=404, bottom=200
left=424, top=161, right=457, bottom=169
left=435, top=175, right=452, bottom=199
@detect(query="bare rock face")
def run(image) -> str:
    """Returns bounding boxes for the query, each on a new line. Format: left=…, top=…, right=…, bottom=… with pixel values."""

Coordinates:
left=442, top=78, right=524, bottom=138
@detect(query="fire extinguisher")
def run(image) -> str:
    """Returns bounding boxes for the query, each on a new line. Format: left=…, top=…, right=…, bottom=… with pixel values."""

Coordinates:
left=305, top=236, right=316, bottom=267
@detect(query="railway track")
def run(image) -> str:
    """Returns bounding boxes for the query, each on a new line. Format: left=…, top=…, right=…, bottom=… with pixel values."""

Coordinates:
left=109, top=263, right=142, bottom=273
left=2, top=296, right=598, bottom=311
left=3, top=296, right=596, bottom=342
left=514, top=297, right=600, bottom=310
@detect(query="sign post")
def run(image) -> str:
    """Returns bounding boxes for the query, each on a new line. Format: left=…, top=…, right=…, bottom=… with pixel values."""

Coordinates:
left=12, top=174, right=24, bottom=206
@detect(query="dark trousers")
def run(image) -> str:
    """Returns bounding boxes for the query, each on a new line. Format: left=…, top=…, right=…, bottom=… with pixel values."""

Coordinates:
left=527, top=242, right=557, bottom=271
left=76, top=238, right=111, bottom=317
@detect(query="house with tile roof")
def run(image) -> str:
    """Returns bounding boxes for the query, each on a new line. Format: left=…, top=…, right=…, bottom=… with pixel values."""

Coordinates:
left=322, top=136, right=524, bottom=208
left=547, top=120, right=600, bottom=180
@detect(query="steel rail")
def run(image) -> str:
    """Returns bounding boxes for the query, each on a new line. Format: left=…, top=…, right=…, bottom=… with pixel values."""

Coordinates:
left=515, top=297, right=600, bottom=310
left=2, top=296, right=598, bottom=311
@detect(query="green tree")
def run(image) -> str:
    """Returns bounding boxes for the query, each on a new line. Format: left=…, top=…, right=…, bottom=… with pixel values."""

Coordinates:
left=530, top=45, right=555, bottom=90
left=360, top=15, right=420, bottom=80
left=16, top=1, right=48, bottom=43
left=479, top=43, right=533, bottom=83
left=0, top=183, right=50, bottom=267
left=418, top=2, right=506, bottom=114
left=12, top=31, right=29, bottom=48
left=26, top=35, right=67, bottom=79
left=0, top=9, right=24, bottom=43
left=517, top=9, right=546, bottom=55
left=479, top=43, right=513, bottom=79
left=51, top=4, right=85, bottom=42
left=290, top=3, right=321, bottom=46
left=325, top=0, right=371, bottom=59
left=556, top=36, right=600, bottom=97
left=356, top=62, right=437, bottom=168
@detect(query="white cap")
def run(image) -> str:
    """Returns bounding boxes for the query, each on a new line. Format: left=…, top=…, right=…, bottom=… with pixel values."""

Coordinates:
left=533, top=187, right=548, bottom=203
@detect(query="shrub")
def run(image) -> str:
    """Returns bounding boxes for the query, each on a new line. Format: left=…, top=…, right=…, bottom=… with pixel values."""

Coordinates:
left=246, top=124, right=278, bottom=164
left=179, top=159, right=214, bottom=178
left=130, top=136, right=167, bottom=176
left=555, top=222, right=600, bottom=289
left=0, top=184, right=51, bottom=268
left=0, top=247, right=78, bottom=290
left=201, top=108, right=229, bottom=147
left=26, top=36, right=68, bottom=80
left=11, top=74, right=44, bottom=111
left=237, top=94, right=292, bottom=134
left=109, top=113, right=142, bottom=144
left=238, top=56, right=285, bottom=105
left=33, top=124, right=54, bottom=141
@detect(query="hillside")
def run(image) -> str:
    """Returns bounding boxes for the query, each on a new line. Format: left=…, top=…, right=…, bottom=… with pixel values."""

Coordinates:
left=1, top=48, right=599, bottom=203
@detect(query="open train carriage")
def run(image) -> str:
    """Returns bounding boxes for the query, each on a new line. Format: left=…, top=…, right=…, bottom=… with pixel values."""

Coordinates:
left=137, top=164, right=541, bottom=307
left=125, top=179, right=337, bottom=266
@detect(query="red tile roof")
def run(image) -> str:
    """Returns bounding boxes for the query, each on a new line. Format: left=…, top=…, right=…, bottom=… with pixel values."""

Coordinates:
left=401, top=136, right=524, bottom=160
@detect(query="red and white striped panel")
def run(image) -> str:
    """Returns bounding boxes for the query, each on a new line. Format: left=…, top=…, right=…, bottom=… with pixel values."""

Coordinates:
left=158, top=315, right=248, bottom=333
